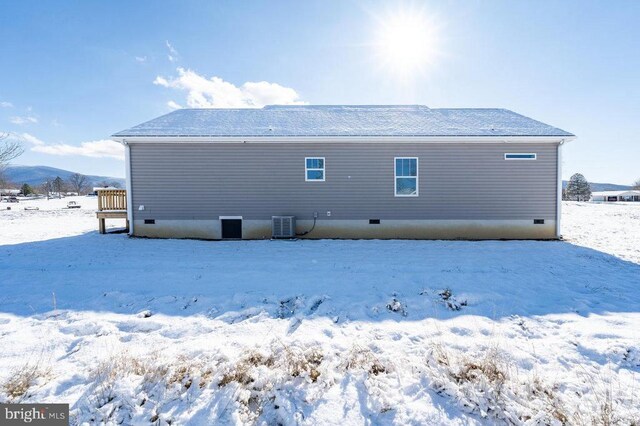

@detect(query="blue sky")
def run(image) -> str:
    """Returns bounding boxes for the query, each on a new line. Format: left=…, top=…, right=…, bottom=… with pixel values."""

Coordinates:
left=1, top=0, right=638, bottom=183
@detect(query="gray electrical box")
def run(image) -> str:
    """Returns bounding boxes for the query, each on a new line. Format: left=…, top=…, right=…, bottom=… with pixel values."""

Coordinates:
left=272, top=216, right=296, bottom=238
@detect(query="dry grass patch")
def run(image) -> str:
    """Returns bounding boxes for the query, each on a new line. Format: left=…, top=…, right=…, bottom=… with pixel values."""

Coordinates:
left=91, top=351, right=167, bottom=385
left=2, top=359, right=52, bottom=400
left=427, top=343, right=569, bottom=424
left=219, top=351, right=274, bottom=387
left=344, top=344, right=387, bottom=376
left=282, top=345, right=323, bottom=382
left=167, top=354, right=215, bottom=390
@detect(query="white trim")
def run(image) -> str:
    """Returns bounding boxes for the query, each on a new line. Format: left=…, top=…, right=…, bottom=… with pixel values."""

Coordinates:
left=219, top=216, right=243, bottom=220
left=304, top=156, right=325, bottom=182
left=113, top=135, right=576, bottom=144
left=394, top=157, right=419, bottom=197
left=124, top=142, right=134, bottom=236
left=556, top=143, right=563, bottom=238
left=504, top=153, right=537, bottom=160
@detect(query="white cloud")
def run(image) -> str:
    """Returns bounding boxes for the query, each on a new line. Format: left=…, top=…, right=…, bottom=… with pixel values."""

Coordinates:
left=14, top=133, right=124, bottom=160
left=167, top=100, right=182, bottom=110
left=166, top=41, right=179, bottom=63
left=0, top=101, right=12, bottom=108
left=10, top=116, right=38, bottom=125
left=135, top=56, right=147, bottom=63
left=154, top=76, right=169, bottom=86
left=17, top=132, right=45, bottom=146
left=32, top=139, right=124, bottom=160
left=154, top=68, right=305, bottom=108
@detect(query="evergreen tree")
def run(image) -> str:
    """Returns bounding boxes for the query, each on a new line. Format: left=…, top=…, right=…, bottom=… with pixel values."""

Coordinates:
left=566, top=173, right=592, bottom=201
left=20, top=183, right=32, bottom=196
left=52, top=176, right=64, bottom=195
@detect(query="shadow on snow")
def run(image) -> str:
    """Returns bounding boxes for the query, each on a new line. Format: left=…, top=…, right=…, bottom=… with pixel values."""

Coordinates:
left=1, top=232, right=639, bottom=321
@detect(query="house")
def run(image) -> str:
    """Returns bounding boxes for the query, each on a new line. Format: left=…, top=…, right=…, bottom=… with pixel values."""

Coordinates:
left=111, top=105, right=575, bottom=240
left=1, top=188, right=20, bottom=196
left=90, top=186, right=120, bottom=196
left=591, top=190, right=640, bottom=202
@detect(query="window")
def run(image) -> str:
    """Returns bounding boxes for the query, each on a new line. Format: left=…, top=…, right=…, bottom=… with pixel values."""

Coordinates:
left=395, top=157, right=418, bottom=196
left=504, top=153, right=537, bottom=160
left=305, top=157, right=325, bottom=181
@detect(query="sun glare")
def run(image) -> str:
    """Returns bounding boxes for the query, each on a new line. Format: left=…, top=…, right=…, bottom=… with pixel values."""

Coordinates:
left=375, top=9, right=441, bottom=78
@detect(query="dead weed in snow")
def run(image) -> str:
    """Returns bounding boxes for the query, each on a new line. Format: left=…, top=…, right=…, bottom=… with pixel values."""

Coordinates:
left=2, top=358, right=52, bottom=400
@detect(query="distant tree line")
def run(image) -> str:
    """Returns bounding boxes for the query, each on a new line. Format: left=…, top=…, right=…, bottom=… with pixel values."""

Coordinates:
left=3, top=170, right=122, bottom=197
left=37, top=174, right=121, bottom=198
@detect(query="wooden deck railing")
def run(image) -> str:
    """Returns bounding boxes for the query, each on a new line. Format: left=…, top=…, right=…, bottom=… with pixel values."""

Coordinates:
left=97, top=189, right=127, bottom=211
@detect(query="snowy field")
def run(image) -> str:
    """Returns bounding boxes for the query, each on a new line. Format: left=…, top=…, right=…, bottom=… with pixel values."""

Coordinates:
left=0, top=198, right=639, bottom=425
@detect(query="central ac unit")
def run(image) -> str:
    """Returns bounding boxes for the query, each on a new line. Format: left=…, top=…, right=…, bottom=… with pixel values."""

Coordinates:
left=272, top=216, right=296, bottom=238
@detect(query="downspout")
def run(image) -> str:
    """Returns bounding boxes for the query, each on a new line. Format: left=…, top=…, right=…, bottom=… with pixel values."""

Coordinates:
left=556, top=140, right=564, bottom=239
left=123, top=140, right=134, bottom=236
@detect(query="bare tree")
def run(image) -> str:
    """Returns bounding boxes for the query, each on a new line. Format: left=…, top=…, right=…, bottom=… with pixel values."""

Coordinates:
left=68, top=173, right=88, bottom=195
left=633, top=179, right=640, bottom=190
left=0, top=133, right=24, bottom=168
left=40, top=180, right=52, bottom=199
left=0, top=133, right=23, bottom=190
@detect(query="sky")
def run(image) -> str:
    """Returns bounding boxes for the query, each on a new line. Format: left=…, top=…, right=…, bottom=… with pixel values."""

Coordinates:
left=0, top=0, right=638, bottom=183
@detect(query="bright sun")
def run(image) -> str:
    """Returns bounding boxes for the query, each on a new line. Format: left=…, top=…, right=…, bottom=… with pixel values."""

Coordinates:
left=375, top=10, right=441, bottom=77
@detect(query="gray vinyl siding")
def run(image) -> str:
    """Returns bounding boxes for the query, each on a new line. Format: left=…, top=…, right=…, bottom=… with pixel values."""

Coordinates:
left=130, top=142, right=558, bottom=221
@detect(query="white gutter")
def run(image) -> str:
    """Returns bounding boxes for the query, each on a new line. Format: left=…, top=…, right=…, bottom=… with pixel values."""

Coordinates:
left=556, top=140, right=564, bottom=239
left=123, top=141, right=134, bottom=236
left=111, top=135, right=576, bottom=144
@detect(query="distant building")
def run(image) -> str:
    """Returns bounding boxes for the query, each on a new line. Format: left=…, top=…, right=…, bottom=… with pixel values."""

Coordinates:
left=91, top=186, right=119, bottom=196
left=0, top=189, right=20, bottom=196
left=591, top=190, right=640, bottom=202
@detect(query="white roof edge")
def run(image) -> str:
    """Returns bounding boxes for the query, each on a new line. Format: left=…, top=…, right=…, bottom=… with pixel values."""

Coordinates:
left=112, top=135, right=576, bottom=144
left=592, top=190, right=640, bottom=195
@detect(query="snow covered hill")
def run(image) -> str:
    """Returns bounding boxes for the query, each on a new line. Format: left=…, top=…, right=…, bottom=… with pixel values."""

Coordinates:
left=4, top=165, right=125, bottom=188
left=0, top=199, right=638, bottom=424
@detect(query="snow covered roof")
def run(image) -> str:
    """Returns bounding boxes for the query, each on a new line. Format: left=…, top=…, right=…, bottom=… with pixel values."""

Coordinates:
left=112, top=105, right=574, bottom=138
left=592, top=190, right=640, bottom=196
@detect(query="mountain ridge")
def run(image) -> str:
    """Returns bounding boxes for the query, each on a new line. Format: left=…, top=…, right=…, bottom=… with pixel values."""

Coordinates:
left=3, top=165, right=126, bottom=188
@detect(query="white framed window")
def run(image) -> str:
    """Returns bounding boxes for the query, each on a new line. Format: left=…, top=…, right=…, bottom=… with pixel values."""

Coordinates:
left=305, top=157, right=325, bottom=181
left=504, top=153, right=537, bottom=160
left=394, top=157, right=418, bottom=196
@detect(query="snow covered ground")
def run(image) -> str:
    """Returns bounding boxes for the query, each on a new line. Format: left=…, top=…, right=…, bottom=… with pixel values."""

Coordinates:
left=0, top=198, right=638, bottom=425
left=562, top=201, right=640, bottom=264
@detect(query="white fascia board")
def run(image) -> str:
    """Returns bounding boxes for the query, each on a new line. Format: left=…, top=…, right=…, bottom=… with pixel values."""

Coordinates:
left=112, top=135, right=576, bottom=144
left=556, top=143, right=563, bottom=238
left=124, top=142, right=134, bottom=236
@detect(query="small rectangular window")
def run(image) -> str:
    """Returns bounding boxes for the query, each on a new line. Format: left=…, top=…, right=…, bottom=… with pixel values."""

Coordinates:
left=144, top=219, right=155, bottom=224
left=394, top=157, right=418, bottom=196
left=305, top=157, right=325, bottom=181
left=533, top=219, right=545, bottom=224
left=369, top=219, right=381, bottom=224
left=505, top=153, right=537, bottom=160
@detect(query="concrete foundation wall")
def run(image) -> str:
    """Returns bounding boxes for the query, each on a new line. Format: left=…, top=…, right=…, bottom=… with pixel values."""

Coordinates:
left=134, top=219, right=557, bottom=240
